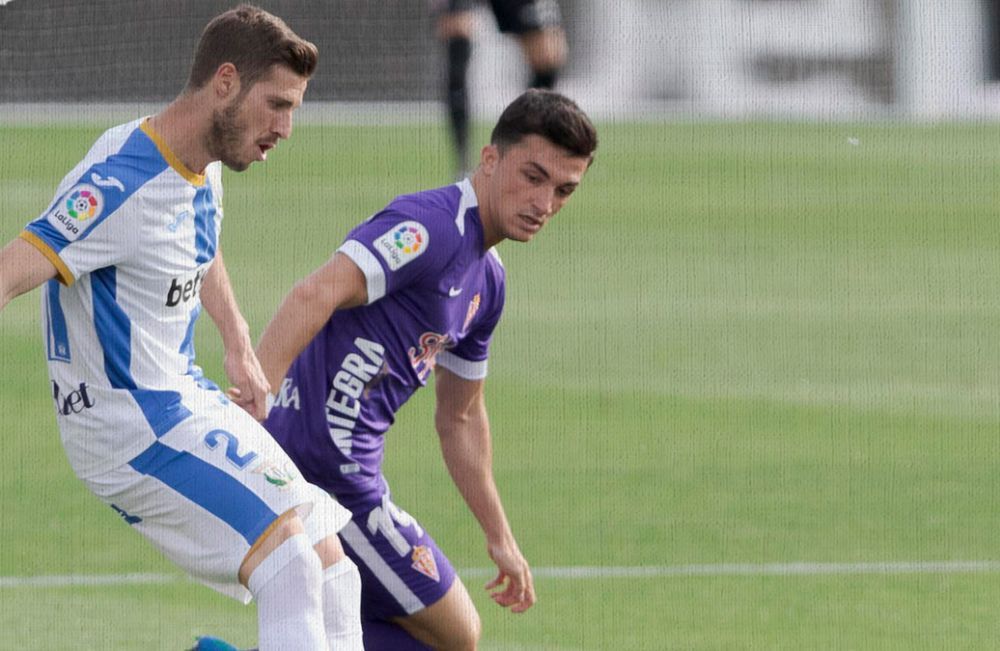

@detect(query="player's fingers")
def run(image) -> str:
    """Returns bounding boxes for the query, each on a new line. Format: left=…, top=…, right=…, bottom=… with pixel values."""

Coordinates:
left=503, top=565, right=534, bottom=612
left=246, top=378, right=269, bottom=421
left=226, top=386, right=266, bottom=420
left=489, top=589, right=521, bottom=608
left=511, top=582, right=536, bottom=613
left=509, top=575, right=527, bottom=605
left=227, top=386, right=255, bottom=409
left=484, top=572, right=505, bottom=591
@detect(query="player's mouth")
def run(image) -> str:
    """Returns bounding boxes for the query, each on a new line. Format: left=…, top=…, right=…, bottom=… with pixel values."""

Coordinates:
left=257, top=142, right=275, bottom=161
left=519, top=214, right=544, bottom=232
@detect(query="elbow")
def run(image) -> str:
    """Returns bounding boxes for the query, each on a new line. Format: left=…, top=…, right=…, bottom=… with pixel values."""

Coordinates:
left=288, top=277, right=333, bottom=322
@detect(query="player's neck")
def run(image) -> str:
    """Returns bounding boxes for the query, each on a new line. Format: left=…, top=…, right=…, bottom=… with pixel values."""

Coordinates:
left=147, top=96, right=214, bottom=175
left=471, top=171, right=502, bottom=251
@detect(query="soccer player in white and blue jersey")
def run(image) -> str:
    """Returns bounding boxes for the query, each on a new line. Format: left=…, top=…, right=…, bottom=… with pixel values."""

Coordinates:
left=0, top=6, right=362, bottom=650
left=246, top=90, right=597, bottom=650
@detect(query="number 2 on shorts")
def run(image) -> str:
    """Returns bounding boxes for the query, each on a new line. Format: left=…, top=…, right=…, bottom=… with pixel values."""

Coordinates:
left=204, top=429, right=258, bottom=469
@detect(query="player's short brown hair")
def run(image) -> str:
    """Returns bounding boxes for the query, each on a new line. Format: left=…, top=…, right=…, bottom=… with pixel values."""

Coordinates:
left=490, top=89, right=598, bottom=162
left=186, top=4, right=318, bottom=92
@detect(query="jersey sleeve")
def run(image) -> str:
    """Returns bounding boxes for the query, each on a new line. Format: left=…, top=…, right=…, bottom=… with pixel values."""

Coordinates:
left=337, top=204, right=457, bottom=304
left=21, top=130, right=158, bottom=285
left=437, top=251, right=506, bottom=380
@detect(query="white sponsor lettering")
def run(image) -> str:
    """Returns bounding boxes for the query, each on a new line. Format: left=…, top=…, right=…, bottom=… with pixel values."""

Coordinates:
left=274, top=378, right=300, bottom=410
left=326, top=337, right=385, bottom=459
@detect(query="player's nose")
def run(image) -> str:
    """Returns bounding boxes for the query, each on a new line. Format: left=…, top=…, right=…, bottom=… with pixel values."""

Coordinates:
left=272, top=112, right=293, bottom=140
left=530, top=186, right=554, bottom=216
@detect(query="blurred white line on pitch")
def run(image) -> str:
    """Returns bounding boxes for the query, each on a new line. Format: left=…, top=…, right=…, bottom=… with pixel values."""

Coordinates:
left=5, top=562, right=1000, bottom=587
left=0, top=572, right=178, bottom=588
left=459, top=561, right=1000, bottom=579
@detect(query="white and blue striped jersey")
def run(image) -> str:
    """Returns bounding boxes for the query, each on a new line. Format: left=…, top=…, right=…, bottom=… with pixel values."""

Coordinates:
left=21, top=119, right=227, bottom=479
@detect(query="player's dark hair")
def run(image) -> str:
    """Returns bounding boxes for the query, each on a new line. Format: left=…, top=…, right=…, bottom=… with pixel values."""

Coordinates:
left=490, top=89, right=598, bottom=162
left=186, top=4, right=318, bottom=92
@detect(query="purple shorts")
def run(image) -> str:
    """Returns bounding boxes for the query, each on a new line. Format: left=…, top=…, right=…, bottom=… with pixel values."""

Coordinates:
left=338, top=491, right=457, bottom=621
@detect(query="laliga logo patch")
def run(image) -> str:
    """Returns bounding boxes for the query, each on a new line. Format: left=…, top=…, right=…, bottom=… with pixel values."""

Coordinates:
left=46, top=184, right=104, bottom=241
left=375, top=220, right=429, bottom=271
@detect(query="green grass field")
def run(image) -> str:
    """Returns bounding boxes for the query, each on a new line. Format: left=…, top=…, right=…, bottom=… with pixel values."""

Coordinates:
left=3, top=118, right=1000, bottom=649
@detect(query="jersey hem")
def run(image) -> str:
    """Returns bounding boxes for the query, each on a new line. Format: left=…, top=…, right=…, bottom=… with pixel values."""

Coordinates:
left=436, top=351, right=488, bottom=380
left=338, top=240, right=386, bottom=303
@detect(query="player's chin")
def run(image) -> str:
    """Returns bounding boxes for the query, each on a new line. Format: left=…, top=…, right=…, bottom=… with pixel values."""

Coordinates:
left=508, top=227, right=539, bottom=243
left=221, top=157, right=252, bottom=173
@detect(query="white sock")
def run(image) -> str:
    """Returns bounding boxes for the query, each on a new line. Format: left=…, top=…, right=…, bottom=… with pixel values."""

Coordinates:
left=322, top=557, right=364, bottom=650
left=248, top=533, right=327, bottom=651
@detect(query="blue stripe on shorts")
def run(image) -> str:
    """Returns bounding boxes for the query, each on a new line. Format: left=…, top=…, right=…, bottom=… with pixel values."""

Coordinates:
left=128, top=441, right=277, bottom=545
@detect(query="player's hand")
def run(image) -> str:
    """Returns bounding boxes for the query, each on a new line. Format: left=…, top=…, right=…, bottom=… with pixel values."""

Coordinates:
left=224, top=346, right=271, bottom=421
left=485, top=540, right=535, bottom=613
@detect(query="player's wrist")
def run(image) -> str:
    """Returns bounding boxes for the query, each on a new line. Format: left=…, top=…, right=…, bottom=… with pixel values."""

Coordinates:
left=486, top=534, right=519, bottom=557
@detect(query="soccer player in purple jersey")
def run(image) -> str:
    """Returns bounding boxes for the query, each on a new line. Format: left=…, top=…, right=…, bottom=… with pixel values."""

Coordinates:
left=254, top=89, right=596, bottom=650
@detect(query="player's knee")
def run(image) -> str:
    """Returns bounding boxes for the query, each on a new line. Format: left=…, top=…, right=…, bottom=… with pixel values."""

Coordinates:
left=248, top=533, right=327, bottom=649
left=522, top=29, right=567, bottom=71
left=431, top=601, right=482, bottom=651
left=451, top=609, right=482, bottom=651
left=436, top=12, right=474, bottom=40
left=314, top=531, right=348, bottom=568
left=247, top=533, right=324, bottom=609
left=239, top=510, right=306, bottom=586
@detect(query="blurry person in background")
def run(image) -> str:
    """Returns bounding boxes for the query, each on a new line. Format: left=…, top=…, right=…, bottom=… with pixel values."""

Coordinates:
left=431, top=0, right=567, bottom=178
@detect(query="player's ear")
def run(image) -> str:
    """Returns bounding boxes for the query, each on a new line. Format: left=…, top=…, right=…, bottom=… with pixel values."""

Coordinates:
left=212, top=63, right=241, bottom=100
left=480, top=144, right=499, bottom=175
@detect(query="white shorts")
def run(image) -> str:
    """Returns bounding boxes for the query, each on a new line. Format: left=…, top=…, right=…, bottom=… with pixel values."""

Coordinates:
left=81, top=396, right=351, bottom=603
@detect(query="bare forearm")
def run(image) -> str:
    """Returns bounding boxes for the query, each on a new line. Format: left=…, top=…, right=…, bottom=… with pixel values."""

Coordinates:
left=255, top=252, right=368, bottom=391
left=434, top=368, right=535, bottom=610
left=437, top=414, right=516, bottom=547
left=256, top=280, right=333, bottom=390
left=201, top=257, right=253, bottom=355
left=0, top=238, right=59, bottom=312
left=199, top=251, right=271, bottom=418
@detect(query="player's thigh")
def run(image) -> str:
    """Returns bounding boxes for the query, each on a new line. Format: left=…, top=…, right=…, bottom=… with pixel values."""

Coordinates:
left=393, top=578, right=481, bottom=651
left=83, top=405, right=349, bottom=602
left=431, top=0, right=477, bottom=39
left=338, top=493, right=460, bottom=622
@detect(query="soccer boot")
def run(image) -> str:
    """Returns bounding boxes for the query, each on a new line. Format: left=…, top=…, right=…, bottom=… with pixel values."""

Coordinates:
left=188, top=636, right=256, bottom=651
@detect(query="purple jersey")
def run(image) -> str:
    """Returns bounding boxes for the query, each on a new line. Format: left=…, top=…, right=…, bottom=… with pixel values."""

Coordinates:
left=266, top=179, right=505, bottom=510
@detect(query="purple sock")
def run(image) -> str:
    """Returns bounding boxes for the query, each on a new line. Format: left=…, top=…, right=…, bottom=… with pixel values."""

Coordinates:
left=362, top=618, right=433, bottom=651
